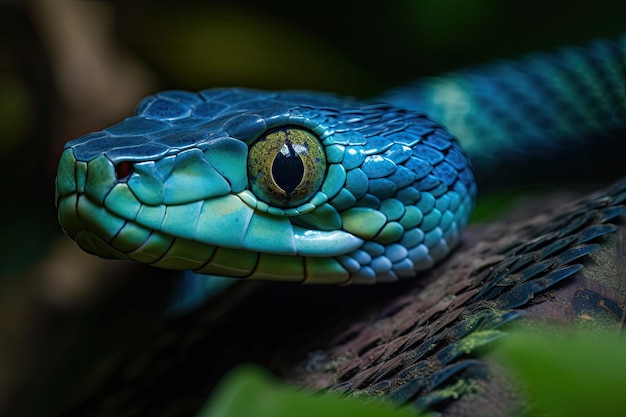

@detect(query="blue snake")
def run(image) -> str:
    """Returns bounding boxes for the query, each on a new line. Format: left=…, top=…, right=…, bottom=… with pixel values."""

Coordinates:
left=55, top=35, right=625, bottom=286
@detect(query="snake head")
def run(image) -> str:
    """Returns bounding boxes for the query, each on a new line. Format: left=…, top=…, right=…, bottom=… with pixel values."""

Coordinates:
left=55, top=88, right=475, bottom=284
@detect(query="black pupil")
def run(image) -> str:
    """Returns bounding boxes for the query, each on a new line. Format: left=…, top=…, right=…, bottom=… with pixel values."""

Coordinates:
left=272, top=140, right=304, bottom=194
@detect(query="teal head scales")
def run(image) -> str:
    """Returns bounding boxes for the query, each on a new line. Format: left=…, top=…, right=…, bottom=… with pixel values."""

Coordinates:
left=55, top=88, right=476, bottom=284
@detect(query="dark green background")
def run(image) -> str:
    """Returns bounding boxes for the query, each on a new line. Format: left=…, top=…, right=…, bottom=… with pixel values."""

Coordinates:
left=0, top=1, right=624, bottom=416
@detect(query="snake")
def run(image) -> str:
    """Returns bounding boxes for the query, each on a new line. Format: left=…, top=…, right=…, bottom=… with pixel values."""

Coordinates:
left=55, top=34, right=626, bottom=288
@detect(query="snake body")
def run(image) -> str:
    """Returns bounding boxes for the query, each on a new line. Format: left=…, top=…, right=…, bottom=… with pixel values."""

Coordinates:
left=55, top=35, right=625, bottom=285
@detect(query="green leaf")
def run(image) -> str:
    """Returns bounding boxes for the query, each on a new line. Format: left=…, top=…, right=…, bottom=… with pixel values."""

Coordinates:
left=494, top=329, right=626, bottom=417
left=196, top=364, right=430, bottom=417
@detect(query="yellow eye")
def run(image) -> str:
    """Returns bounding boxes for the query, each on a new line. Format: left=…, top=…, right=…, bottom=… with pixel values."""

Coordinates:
left=247, top=127, right=327, bottom=208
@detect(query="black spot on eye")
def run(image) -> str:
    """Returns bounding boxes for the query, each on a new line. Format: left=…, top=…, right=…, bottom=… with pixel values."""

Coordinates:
left=272, top=140, right=305, bottom=194
left=115, top=161, right=133, bottom=181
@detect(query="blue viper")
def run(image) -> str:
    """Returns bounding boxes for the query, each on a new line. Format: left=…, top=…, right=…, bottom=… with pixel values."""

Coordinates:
left=55, top=35, right=626, bottom=284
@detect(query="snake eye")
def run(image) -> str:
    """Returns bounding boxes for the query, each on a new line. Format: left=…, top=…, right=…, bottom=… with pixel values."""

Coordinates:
left=247, top=127, right=327, bottom=208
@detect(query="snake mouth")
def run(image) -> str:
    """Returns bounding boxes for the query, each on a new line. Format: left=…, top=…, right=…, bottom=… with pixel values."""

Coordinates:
left=56, top=190, right=361, bottom=283
left=57, top=192, right=216, bottom=269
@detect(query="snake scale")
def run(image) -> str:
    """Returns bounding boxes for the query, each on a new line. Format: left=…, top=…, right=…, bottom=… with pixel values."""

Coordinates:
left=55, top=34, right=626, bottom=416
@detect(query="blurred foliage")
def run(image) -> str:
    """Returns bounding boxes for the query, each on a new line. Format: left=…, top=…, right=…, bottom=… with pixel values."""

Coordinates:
left=196, top=364, right=428, bottom=417
left=0, top=74, right=33, bottom=150
left=120, top=4, right=377, bottom=93
left=470, top=190, right=524, bottom=224
left=117, top=0, right=626, bottom=95
left=494, top=329, right=626, bottom=417
left=198, top=329, right=626, bottom=417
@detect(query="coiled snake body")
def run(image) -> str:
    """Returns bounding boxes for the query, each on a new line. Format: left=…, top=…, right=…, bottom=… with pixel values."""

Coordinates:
left=56, top=35, right=625, bottom=285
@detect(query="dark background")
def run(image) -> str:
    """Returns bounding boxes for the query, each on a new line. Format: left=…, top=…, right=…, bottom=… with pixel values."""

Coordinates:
left=0, top=1, right=624, bottom=415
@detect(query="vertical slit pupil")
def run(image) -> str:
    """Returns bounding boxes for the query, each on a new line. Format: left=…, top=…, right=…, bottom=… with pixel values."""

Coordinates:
left=272, top=140, right=304, bottom=194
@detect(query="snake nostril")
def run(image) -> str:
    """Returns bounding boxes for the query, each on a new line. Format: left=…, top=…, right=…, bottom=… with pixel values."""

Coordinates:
left=115, top=161, right=134, bottom=181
